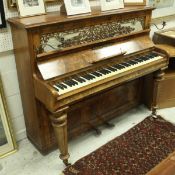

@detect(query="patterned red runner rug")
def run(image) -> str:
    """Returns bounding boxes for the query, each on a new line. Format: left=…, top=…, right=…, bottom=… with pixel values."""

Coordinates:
left=63, top=116, right=175, bottom=175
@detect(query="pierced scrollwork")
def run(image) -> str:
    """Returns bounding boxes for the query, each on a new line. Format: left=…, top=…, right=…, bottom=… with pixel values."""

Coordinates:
left=39, top=17, right=144, bottom=53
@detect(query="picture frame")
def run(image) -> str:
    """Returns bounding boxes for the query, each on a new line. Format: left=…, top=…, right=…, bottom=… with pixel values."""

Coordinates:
left=0, top=76, right=17, bottom=158
left=124, top=0, right=146, bottom=6
left=7, top=0, right=56, bottom=10
left=63, top=0, right=91, bottom=16
left=0, top=0, right=6, bottom=28
left=148, top=0, right=175, bottom=18
left=16, top=0, right=46, bottom=17
left=100, top=0, right=124, bottom=11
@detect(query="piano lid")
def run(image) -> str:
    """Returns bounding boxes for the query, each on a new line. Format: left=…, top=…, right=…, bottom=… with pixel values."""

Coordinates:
left=37, top=35, right=154, bottom=80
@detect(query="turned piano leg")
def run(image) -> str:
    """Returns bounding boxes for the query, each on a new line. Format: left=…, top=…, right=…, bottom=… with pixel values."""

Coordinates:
left=50, top=107, right=70, bottom=166
left=151, top=69, right=165, bottom=118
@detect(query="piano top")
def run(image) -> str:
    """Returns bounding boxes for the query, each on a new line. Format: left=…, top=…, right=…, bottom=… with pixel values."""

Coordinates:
left=8, top=6, right=154, bottom=29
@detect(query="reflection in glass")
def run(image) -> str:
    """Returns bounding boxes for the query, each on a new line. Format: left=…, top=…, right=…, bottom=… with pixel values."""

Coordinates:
left=71, top=0, right=84, bottom=7
left=0, top=116, right=7, bottom=146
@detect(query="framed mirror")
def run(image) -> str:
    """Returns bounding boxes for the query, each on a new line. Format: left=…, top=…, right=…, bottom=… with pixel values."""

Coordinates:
left=0, top=76, right=17, bottom=158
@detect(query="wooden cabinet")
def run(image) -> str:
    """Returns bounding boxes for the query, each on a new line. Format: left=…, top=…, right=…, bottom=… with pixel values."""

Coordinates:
left=153, top=28, right=175, bottom=108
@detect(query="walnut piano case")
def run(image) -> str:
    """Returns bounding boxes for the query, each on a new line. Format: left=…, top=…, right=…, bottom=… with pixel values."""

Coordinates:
left=153, top=28, right=175, bottom=108
left=8, top=6, right=169, bottom=165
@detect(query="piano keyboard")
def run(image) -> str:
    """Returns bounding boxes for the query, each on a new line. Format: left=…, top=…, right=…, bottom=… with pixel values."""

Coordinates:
left=53, top=52, right=163, bottom=95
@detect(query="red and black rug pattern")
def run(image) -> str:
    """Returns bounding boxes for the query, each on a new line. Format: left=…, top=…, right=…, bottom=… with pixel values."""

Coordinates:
left=63, top=116, right=175, bottom=175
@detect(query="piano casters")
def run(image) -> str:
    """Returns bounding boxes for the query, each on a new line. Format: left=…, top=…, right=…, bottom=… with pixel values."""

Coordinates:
left=50, top=107, right=70, bottom=166
left=151, top=69, right=165, bottom=119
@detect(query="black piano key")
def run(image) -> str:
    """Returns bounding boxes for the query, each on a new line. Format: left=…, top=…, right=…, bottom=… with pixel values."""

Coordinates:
left=99, top=68, right=111, bottom=75
left=98, top=69, right=108, bottom=75
left=147, top=53, right=157, bottom=59
left=120, top=62, right=130, bottom=67
left=87, top=74, right=94, bottom=80
left=59, top=83, right=67, bottom=89
left=74, top=77, right=86, bottom=83
left=64, top=80, right=74, bottom=87
left=142, top=56, right=150, bottom=60
left=91, top=71, right=102, bottom=77
left=138, top=56, right=147, bottom=61
left=69, top=79, right=78, bottom=86
left=127, top=60, right=137, bottom=65
left=147, top=54, right=154, bottom=59
left=150, top=52, right=158, bottom=57
left=110, top=66, right=118, bottom=70
left=71, top=79, right=78, bottom=85
left=88, top=73, right=96, bottom=79
left=113, top=64, right=125, bottom=69
left=82, top=74, right=92, bottom=80
left=55, top=83, right=65, bottom=90
left=134, top=58, right=143, bottom=63
left=106, top=66, right=117, bottom=72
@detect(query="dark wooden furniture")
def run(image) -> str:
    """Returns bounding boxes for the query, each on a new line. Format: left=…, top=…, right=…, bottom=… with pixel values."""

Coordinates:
left=153, top=28, right=175, bottom=108
left=8, top=6, right=169, bottom=165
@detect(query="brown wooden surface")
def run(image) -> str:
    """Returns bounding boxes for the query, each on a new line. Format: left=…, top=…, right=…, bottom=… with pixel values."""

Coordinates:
left=157, top=69, right=175, bottom=108
left=152, top=29, right=175, bottom=109
left=156, top=44, right=175, bottom=58
left=8, top=6, right=153, bottom=29
left=8, top=6, right=169, bottom=165
left=147, top=151, right=175, bottom=175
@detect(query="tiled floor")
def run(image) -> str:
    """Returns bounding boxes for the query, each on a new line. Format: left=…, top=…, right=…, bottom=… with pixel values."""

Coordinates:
left=0, top=105, right=175, bottom=175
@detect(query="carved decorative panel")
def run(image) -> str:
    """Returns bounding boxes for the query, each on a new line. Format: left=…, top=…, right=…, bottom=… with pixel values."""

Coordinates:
left=39, top=17, right=144, bottom=53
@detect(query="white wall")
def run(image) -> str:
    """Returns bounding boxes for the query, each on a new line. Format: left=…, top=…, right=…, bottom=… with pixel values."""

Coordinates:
left=0, top=0, right=61, bottom=142
left=0, top=51, right=25, bottom=141
left=0, top=2, right=175, bottom=143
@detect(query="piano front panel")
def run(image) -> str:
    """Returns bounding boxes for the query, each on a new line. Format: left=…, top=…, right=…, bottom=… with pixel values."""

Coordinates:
left=67, top=79, right=142, bottom=139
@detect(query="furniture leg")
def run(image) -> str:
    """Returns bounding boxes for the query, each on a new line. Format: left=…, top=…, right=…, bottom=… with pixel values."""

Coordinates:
left=50, top=107, right=70, bottom=166
left=151, top=69, right=165, bottom=118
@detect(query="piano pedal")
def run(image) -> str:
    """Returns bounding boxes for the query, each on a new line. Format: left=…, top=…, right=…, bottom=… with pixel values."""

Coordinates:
left=95, top=115, right=115, bottom=129
left=83, top=122, right=102, bottom=136
left=93, top=127, right=102, bottom=136
left=104, top=121, right=115, bottom=128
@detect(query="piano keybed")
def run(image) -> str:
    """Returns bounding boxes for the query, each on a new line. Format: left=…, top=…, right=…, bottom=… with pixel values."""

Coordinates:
left=52, top=51, right=163, bottom=95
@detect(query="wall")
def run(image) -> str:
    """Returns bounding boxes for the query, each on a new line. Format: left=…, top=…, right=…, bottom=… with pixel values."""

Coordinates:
left=0, top=0, right=175, bottom=142
left=0, top=0, right=61, bottom=142
left=0, top=51, right=24, bottom=141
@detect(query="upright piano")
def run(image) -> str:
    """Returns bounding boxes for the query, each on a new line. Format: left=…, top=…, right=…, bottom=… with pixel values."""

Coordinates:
left=8, top=6, right=169, bottom=165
